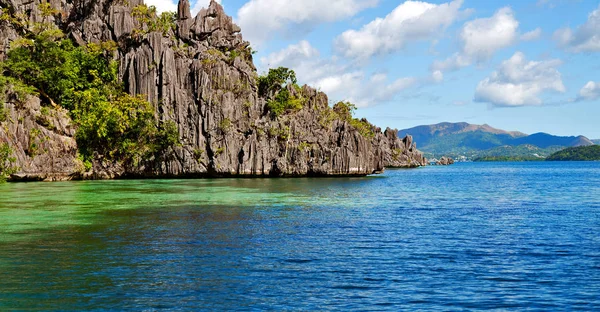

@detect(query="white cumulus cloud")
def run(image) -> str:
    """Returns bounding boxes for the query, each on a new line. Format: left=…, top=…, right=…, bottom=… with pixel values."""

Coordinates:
left=521, top=27, right=542, bottom=41
left=431, top=70, right=444, bottom=83
left=335, top=0, right=466, bottom=60
left=191, top=0, right=220, bottom=14
left=261, top=40, right=319, bottom=70
left=578, top=81, right=600, bottom=101
left=554, top=4, right=600, bottom=52
left=144, top=0, right=177, bottom=12
left=313, top=72, right=418, bottom=107
left=261, top=41, right=422, bottom=107
left=432, top=7, right=519, bottom=72
left=144, top=0, right=220, bottom=15
left=237, top=0, right=378, bottom=46
left=474, top=52, right=565, bottom=107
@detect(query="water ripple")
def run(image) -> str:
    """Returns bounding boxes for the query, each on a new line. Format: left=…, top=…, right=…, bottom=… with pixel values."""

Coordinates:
left=0, top=162, right=599, bottom=310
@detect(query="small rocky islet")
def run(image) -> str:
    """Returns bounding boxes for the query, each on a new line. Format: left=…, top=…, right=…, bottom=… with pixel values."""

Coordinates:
left=0, top=0, right=426, bottom=181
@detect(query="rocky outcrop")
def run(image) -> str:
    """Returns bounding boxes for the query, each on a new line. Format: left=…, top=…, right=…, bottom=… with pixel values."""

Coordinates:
left=436, top=156, right=455, bottom=166
left=0, top=94, right=81, bottom=181
left=383, top=129, right=426, bottom=168
left=0, top=0, right=426, bottom=180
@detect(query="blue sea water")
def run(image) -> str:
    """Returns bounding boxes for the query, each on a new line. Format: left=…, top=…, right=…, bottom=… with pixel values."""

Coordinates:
left=0, top=161, right=599, bottom=310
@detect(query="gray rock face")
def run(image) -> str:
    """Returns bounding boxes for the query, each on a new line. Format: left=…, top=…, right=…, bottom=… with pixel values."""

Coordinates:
left=0, top=0, right=426, bottom=180
left=383, top=129, right=427, bottom=168
left=436, top=156, right=455, bottom=166
left=0, top=95, right=81, bottom=181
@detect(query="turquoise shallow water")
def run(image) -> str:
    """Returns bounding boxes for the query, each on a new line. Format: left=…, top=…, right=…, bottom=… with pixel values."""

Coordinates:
left=0, top=162, right=599, bottom=310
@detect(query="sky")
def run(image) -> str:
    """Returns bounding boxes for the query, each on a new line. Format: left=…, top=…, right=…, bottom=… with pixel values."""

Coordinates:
left=147, top=0, right=600, bottom=139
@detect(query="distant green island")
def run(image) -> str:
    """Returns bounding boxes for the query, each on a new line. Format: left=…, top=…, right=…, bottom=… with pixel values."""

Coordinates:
left=473, top=156, right=544, bottom=162
left=546, top=145, right=600, bottom=161
left=474, top=145, right=600, bottom=162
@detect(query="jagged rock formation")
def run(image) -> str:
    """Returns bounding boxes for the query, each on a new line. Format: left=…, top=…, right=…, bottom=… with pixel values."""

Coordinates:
left=0, top=0, right=426, bottom=180
left=384, top=130, right=426, bottom=168
left=436, top=156, right=455, bottom=166
left=0, top=96, right=81, bottom=181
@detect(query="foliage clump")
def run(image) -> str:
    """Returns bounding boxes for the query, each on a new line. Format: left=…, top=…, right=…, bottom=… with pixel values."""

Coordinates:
left=228, top=45, right=256, bottom=64
left=392, top=148, right=403, bottom=161
left=193, top=148, right=204, bottom=161
left=214, top=146, right=225, bottom=156
left=27, top=128, right=42, bottom=156
left=330, top=101, right=375, bottom=138
left=218, top=118, right=232, bottom=134
left=0, top=143, right=18, bottom=182
left=2, top=30, right=118, bottom=110
left=0, top=104, right=7, bottom=122
left=132, top=5, right=176, bottom=37
left=258, top=67, right=305, bottom=117
left=267, top=125, right=290, bottom=141
left=0, top=12, right=179, bottom=167
left=298, top=141, right=313, bottom=152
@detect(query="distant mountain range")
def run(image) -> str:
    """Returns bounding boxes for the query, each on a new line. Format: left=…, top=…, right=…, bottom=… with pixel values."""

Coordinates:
left=398, top=122, right=594, bottom=160
left=593, top=139, right=600, bottom=145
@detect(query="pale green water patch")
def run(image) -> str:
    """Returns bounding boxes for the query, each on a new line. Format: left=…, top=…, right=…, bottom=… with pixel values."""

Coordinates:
left=0, top=179, right=306, bottom=242
left=0, top=177, right=377, bottom=242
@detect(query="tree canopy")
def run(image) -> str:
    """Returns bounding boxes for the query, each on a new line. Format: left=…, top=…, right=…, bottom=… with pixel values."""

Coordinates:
left=0, top=143, right=18, bottom=182
left=258, top=67, right=305, bottom=117
left=546, top=145, right=600, bottom=161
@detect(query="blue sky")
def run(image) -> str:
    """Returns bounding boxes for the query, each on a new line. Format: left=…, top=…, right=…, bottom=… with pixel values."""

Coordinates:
left=149, top=0, right=600, bottom=138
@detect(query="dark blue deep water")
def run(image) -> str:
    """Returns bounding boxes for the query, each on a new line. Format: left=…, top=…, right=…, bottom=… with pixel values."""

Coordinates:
left=1, top=162, right=599, bottom=310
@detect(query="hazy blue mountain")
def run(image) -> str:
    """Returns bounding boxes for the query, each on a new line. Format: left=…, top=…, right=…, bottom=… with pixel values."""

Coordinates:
left=398, top=122, right=594, bottom=159
left=511, top=133, right=593, bottom=148
left=593, top=139, right=600, bottom=145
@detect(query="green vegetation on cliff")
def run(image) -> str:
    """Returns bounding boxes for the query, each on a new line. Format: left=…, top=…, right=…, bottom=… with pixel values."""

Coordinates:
left=546, top=145, right=600, bottom=161
left=131, top=4, right=177, bottom=37
left=0, top=103, right=6, bottom=122
left=0, top=6, right=178, bottom=166
left=332, top=101, right=374, bottom=138
left=316, top=101, right=375, bottom=138
left=317, top=101, right=374, bottom=138
left=257, top=68, right=374, bottom=137
left=258, top=67, right=305, bottom=117
left=0, top=143, right=18, bottom=182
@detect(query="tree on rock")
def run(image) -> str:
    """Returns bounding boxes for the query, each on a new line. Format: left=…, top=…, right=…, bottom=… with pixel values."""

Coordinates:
left=258, top=67, right=305, bottom=117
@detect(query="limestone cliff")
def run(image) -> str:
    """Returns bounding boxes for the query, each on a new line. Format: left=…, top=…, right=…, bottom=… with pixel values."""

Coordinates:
left=436, top=156, right=455, bottom=166
left=0, top=0, right=426, bottom=180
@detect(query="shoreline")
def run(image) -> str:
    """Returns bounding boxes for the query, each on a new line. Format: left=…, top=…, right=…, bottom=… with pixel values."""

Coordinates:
left=6, top=165, right=424, bottom=183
